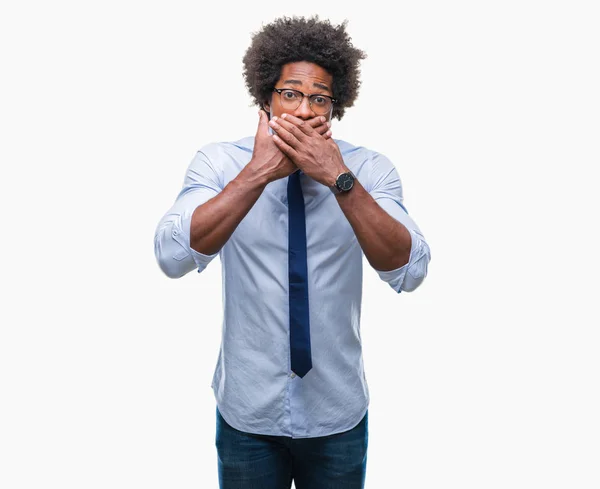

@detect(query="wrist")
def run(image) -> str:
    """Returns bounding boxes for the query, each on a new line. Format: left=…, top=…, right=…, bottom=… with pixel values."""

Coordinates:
left=237, top=161, right=270, bottom=190
left=329, top=164, right=351, bottom=186
left=329, top=166, right=354, bottom=192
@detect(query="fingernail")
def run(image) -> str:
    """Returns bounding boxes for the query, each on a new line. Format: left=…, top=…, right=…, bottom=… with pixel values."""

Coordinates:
left=272, top=116, right=278, bottom=121
left=327, top=121, right=331, bottom=127
left=321, top=116, right=326, bottom=122
left=281, top=113, right=287, bottom=119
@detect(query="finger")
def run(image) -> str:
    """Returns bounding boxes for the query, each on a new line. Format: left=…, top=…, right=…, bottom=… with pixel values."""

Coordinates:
left=306, top=116, right=328, bottom=129
left=257, top=109, right=269, bottom=135
left=279, top=113, right=316, bottom=138
left=313, top=121, right=331, bottom=136
left=272, top=133, right=299, bottom=160
left=269, top=118, right=301, bottom=148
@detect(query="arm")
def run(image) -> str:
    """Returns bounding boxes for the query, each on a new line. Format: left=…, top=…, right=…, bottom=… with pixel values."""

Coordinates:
left=188, top=163, right=269, bottom=256
left=266, top=114, right=431, bottom=293
left=334, top=152, right=431, bottom=293
left=153, top=150, right=269, bottom=279
left=334, top=177, right=411, bottom=270
left=155, top=112, right=332, bottom=278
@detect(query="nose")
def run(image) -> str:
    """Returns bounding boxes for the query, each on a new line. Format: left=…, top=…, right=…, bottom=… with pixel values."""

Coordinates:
left=293, top=95, right=316, bottom=120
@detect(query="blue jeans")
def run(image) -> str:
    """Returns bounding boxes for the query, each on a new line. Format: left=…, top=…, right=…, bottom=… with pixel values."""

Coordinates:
left=215, top=406, right=368, bottom=489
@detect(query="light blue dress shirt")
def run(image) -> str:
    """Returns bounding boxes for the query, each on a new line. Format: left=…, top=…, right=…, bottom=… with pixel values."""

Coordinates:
left=154, top=136, right=431, bottom=438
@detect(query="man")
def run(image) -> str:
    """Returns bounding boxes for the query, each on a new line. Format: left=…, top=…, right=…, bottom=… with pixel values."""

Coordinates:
left=154, top=15, right=431, bottom=489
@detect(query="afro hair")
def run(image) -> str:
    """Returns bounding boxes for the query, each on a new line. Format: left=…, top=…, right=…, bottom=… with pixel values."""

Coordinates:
left=242, top=15, right=367, bottom=121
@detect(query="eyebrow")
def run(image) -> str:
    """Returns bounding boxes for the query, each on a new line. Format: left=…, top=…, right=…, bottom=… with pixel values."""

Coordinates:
left=283, top=79, right=331, bottom=92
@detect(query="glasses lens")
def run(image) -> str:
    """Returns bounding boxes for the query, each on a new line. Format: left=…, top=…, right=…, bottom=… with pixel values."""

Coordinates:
left=280, top=90, right=302, bottom=109
left=309, top=95, right=332, bottom=114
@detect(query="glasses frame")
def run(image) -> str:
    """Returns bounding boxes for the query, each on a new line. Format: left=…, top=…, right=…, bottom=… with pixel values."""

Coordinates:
left=272, top=88, right=337, bottom=114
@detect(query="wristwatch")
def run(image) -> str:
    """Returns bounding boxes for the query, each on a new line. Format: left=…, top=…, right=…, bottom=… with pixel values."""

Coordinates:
left=329, top=171, right=355, bottom=194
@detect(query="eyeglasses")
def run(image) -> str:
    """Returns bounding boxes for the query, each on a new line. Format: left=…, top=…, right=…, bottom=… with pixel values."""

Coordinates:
left=273, top=88, right=337, bottom=115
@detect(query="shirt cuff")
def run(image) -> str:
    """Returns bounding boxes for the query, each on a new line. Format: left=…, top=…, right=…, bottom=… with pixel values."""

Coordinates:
left=178, top=208, right=219, bottom=272
left=374, top=227, right=420, bottom=293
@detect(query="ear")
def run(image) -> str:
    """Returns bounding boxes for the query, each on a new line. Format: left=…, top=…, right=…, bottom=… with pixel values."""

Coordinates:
left=262, top=93, right=274, bottom=113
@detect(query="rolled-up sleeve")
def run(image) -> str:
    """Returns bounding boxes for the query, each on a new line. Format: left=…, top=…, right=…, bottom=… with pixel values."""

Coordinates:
left=368, top=151, right=431, bottom=293
left=154, top=149, right=222, bottom=279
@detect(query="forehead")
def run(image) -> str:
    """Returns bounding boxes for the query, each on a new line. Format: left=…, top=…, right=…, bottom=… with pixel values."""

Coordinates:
left=278, top=61, right=333, bottom=91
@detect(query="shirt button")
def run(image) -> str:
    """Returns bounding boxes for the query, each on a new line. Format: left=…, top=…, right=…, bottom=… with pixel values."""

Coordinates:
left=290, top=373, right=296, bottom=378
left=172, top=230, right=178, bottom=236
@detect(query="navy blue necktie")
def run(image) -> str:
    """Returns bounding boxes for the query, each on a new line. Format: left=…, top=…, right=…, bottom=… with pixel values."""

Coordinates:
left=288, top=170, right=312, bottom=378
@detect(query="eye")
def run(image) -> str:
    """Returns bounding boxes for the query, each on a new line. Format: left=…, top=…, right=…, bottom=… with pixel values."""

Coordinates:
left=282, top=90, right=300, bottom=100
left=312, top=96, right=328, bottom=106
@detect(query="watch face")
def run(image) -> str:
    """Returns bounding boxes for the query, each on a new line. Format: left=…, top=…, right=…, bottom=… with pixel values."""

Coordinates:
left=338, top=173, right=354, bottom=191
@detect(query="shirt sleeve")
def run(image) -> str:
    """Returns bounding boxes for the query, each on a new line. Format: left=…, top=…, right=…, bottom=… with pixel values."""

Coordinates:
left=368, top=151, right=432, bottom=293
left=154, top=149, right=223, bottom=279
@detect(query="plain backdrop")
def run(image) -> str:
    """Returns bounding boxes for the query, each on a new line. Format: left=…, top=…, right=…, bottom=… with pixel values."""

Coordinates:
left=1, top=1, right=599, bottom=488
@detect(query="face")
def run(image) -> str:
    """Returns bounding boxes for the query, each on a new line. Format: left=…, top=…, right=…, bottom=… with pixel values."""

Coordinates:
left=263, top=61, right=334, bottom=122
